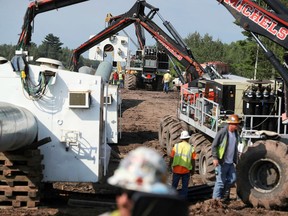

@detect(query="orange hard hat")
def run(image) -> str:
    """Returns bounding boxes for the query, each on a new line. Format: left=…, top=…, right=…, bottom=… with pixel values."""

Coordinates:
left=227, top=114, right=241, bottom=124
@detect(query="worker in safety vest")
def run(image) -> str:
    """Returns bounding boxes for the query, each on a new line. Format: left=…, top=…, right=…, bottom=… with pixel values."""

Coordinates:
left=101, top=147, right=177, bottom=216
left=169, top=130, right=196, bottom=198
left=162, top=71, right=172, bottom=93
left=118, top=71, right=125, bottom=88
left=211, top=114, right=240, bottom=202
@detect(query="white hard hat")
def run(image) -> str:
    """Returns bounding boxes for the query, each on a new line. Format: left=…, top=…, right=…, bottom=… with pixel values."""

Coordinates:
left=108, top=147, right=175, bottom=194
left=180, top=130, right=190, bottom=140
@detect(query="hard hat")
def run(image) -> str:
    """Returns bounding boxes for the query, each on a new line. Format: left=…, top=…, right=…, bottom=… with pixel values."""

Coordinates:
left=226, top=114, right=241, bottom=124
left=108, top=147, right=175, bottom=194
left=180, top=130, right=190, bottom=140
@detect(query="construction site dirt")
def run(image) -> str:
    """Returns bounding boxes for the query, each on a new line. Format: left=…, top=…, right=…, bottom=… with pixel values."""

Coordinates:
left=0, top=89, right=287, bottom=216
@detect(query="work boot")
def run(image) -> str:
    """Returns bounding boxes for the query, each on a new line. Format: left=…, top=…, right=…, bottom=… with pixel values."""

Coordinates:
left=222, top=189, right=230, bottom=202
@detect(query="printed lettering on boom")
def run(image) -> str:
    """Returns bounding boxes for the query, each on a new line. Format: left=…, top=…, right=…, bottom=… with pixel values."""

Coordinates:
left=223, top=0, right=288, bottom=41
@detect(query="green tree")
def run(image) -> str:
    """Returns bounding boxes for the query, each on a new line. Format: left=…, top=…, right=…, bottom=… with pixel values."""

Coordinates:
left=185, top=32, right=226, bottom=63
left=38, top=34, right=63, bottom=60
left=224, top=40, right=256, bottom=78
left=58, top=47, right=73, bottom=68
left=0, top=44, right=16, bottom=60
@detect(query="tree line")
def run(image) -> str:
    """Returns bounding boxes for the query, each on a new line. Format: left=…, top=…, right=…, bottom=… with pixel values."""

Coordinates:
left=0, top=33, right=98, bottom=70
left=183, top=31, right=286, bottom=80
left=0, top=27, right=286, bottom=81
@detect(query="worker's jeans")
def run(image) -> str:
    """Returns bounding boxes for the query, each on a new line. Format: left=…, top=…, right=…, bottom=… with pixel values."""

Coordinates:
left=163, top=82, right=169, bottom=93
left=172, top=172, right=190, bottom=198
left=212, top=163, right=236, bottom=199
left=119, top=80, right=124, bottom=88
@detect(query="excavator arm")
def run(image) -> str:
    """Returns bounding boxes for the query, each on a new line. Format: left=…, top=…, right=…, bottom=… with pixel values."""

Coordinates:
left=17, top=0, right=89, bottom=50
left=217, top=0, right=288, bottom=83
left=218, top=0, right=288, bottom=49
left=72, top=0, right=210, bottom=81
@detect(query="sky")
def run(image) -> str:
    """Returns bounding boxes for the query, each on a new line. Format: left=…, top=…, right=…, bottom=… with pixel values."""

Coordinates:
left=0, top=0, right=245, bottom=51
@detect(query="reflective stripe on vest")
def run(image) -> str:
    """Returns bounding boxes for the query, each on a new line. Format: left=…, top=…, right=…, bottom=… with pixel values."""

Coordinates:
left=217, top=134, right=228, bottom=159
left=172, top=141, right=194, bottom=170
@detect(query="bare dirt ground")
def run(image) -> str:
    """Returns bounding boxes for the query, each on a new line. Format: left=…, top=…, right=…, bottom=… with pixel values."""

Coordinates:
left=0, top=88, right=287, bottom=216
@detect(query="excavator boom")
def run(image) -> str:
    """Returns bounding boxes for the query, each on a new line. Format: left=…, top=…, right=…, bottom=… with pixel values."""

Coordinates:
left=18, top=0, right=89, bottom=49
left=217, top=0, right=288, bottom=85
left=218, top=0, right=288, bottom=50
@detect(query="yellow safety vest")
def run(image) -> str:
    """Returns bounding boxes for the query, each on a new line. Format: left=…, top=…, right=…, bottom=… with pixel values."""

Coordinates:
left=217, top=134, right=228, bottom=159
left=119, top=73, right=124, bottom=80
left=172, top=141, right=194, bottom=170
left=163, top=73, right=171, bottom=82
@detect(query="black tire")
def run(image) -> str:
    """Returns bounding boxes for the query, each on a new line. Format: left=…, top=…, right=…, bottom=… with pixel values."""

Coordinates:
left=136, top=73, right=144, bottom=89
left=166, top=121, right=188, bottom=155
left=237, top=140, right=288, bottom=209
left=199, top=143, right=215, bottom=183
left=124, top=73, right=137, bottom=90
left=189, top=133, right=211, bottom=173
left=158, top=115, right=178, bottom=148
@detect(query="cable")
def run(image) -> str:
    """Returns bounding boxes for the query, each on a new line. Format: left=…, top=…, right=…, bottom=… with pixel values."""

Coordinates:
left=21, top=70, right=50, bottom=101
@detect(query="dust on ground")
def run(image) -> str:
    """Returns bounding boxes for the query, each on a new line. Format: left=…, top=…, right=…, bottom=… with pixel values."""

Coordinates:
left=0, top=89, right=287, bottom=216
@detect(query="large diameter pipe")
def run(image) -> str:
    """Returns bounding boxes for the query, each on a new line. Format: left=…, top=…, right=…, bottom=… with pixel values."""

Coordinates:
left=95, top=61, right=113, bottom=83
left=0, top=102, right=38, bottom=152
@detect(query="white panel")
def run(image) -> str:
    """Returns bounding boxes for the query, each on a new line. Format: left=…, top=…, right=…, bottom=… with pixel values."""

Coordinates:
left=104, top=85, right=120, bottom=144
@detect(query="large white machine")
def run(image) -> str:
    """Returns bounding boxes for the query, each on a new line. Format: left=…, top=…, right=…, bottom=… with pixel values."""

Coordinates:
left=0, top=55, right=121, bottom=183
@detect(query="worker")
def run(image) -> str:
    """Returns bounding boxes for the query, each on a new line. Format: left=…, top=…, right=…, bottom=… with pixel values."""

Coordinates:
left=162, top=71, right=172, bottom=93
left=118, top=71, right=125, bottom=88
left=211, top=114, right=241, bottom=202
left=112, top=71, right=119, bottom=85
left=169, top=130, right=196, bottom=198
left=101, top=146, right=177, bottom=216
